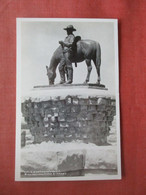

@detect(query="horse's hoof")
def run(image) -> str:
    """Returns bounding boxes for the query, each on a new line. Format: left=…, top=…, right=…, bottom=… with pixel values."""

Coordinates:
left=96, top=83, right=100, bottom=86
left=83, top=80, right=89, bottom=84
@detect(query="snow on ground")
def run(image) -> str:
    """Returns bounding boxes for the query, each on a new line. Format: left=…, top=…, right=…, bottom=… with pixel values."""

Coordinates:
left=21, top=141, right=117, bottom=172
left=107, top=116, right=117, bottom=145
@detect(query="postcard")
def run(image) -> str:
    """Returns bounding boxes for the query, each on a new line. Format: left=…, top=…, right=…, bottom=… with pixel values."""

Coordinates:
left=15, top=18, right=121, bottom=181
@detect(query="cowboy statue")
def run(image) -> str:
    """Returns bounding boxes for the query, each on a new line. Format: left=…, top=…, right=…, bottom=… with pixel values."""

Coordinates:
left=46, top=25, right=101, bottom=86
left=58, top=25, right=77, bottom=84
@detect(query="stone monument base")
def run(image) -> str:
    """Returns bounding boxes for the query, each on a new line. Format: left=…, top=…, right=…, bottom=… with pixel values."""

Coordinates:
left=22, top=85, right=116, bottom=146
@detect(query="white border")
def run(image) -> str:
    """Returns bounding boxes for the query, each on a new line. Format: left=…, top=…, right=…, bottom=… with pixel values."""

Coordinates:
left=15, top=18, right=121, bottom=181
left=114, top=20, right=121, bottom=179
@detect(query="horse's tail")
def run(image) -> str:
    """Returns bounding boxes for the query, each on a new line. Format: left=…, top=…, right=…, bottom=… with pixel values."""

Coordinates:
left=95, top=42, right=101, bottom=67
left=93, top=42, right=101, bottom=84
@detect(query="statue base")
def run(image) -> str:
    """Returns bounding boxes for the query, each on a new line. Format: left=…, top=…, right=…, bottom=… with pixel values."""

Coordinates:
left=22, top=85, right=115, bottom=146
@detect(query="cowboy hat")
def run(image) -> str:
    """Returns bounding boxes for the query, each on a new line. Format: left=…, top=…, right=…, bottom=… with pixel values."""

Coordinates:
left=64, top=25, right=76, bottom=31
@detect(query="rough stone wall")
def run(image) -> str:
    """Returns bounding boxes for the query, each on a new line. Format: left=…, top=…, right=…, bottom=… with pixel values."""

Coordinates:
left=22, top=96, right=116, bottom=145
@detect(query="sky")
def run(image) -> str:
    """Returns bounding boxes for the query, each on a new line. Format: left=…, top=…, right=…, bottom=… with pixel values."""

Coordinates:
left=18, top=19, right=118, bottom=96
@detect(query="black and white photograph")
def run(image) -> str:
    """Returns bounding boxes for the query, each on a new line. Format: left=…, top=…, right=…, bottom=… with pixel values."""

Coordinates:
left=15, top=18, right=121, bottom=181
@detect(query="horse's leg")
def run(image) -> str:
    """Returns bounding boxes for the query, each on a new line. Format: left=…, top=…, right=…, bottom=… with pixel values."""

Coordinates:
left=93, top=57, right=101, bottom=85
left=84, top=59, right=92, bottom=84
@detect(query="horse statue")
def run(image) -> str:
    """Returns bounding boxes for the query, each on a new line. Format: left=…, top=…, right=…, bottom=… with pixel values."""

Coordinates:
left=46, top=39, right=101, bottom=85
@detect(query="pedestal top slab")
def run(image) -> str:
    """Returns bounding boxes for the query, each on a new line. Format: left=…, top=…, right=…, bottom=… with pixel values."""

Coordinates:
left=22, top=84, right=115, bottom=103
left=34, top=83, right=107, bottom=90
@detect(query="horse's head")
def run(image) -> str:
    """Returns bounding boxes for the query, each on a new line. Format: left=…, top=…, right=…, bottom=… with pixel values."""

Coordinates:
left=46, top=48, right=61, bottom=85
left=46, top=66, right=56, bottom=85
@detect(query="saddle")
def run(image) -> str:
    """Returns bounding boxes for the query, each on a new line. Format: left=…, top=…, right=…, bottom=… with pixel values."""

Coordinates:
left=72, top=36, right=81, bottom=67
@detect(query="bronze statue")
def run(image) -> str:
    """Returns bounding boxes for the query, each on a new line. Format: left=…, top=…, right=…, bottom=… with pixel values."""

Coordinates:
left=58, top=25, right=76, bottom=84
left=46, top=26, right=101, bottom=85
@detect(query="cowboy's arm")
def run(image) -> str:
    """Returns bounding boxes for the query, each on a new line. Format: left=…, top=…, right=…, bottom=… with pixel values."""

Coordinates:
left=59, top=35, right=74, bottom=47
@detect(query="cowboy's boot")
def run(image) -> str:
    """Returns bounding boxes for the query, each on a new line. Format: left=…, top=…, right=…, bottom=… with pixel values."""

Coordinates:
left=66, top=68, right=73, bottom=84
